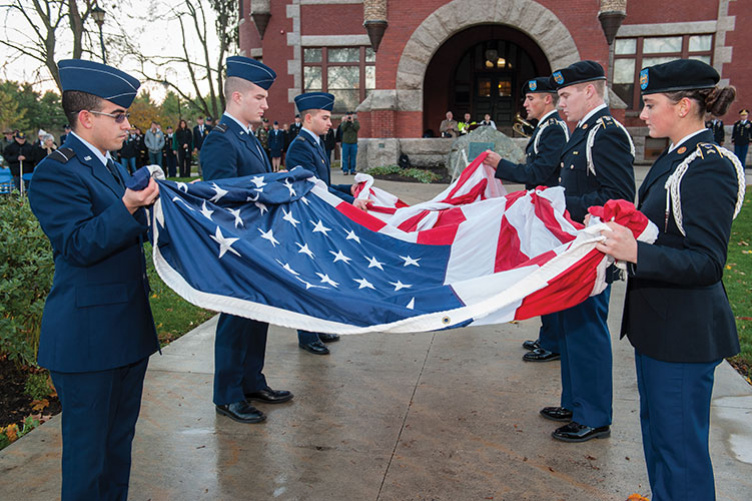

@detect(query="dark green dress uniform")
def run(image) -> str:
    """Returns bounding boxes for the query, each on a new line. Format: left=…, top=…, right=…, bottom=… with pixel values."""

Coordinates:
left=731, top=111, right=750, bottom=168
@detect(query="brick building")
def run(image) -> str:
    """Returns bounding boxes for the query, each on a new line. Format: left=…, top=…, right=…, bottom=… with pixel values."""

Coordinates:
left=239, top=0, right=751, bottom=166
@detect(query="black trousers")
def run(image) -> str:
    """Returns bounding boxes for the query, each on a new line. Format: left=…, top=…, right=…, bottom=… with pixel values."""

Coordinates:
left=177, top=147, right=191, bottom=177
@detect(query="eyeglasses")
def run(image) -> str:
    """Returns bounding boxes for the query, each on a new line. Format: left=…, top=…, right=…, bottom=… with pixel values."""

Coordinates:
left=87, top=110, right=131, bottom=124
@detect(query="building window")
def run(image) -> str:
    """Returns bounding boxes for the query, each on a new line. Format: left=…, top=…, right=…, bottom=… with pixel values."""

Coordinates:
left=302, top=46, right=376, bottom=113
left=613, top=34, right=714, bottom=110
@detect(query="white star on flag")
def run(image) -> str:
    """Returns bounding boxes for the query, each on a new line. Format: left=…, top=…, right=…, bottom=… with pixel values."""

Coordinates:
left=283, top=209, right=300, bottom=227
left=172, top=197, right=195, bottom=211
left=283, top=178, right=297, bottom=197
left=258, top=228, right=280, bottom=247
left=390, top=280, right=412, bottom=291
left=366, top=256, right=385, bottom=270
left=330, top=250, right=352, bottom=264
left=227, top=208, right=244, bottom=228
left=255, top=202, right=268, bottom=214
left=316, top=273, right=339, bottom=287
left=200, top=201, right=214, bottom=220
left=354, top=277, right=375, bottom=290
left=301, top=196, right=310, bottom=205
left=296, top=242, right=315, bottom=258
left=250, top=176, right=267, bottom=189
left=345, top=229, right=361, bottom=244
left=276, top=259, right=300, bottom=276
left=311, top=220, right=332, bottom=236
left=295, top=276, right=325, bottom=290
left=247, top=192, right=260, bottom=202
left=210, top=183, right=228, bottom=203
left=210, top=227, right=241, bottom=258
left=406, top=298, right=415, bottom=310
left=176, top=182, right=188, bottom=193
left=400, top=255, right=421, bottom=267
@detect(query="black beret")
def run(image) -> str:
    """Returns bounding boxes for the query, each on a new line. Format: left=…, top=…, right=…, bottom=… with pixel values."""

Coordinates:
left=640, top=59, right=719, bottom=95
left=549, top=60, right=605, bottom=90
left=521, top=77, right=557, bottom=95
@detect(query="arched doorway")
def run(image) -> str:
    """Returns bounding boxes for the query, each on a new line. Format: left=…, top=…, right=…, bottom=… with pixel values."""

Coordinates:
left=423, top=25, right=551, bottom=135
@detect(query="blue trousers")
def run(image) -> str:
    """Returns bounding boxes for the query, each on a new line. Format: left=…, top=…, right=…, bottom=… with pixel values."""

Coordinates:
left=298, top=330, right=321, bottom=344
left=635, top=351, right=720, bottom=501
left=148, top=151, right=162, bottom=167
left=555, top=285, right=612, bottom=428
left=51, top=358, right=148, bottom=501
left=213, top=313, right=268, bottom=405
left=342, top=142, right=357, bottom=173
left=734, top=143, right=748, bottom=169
left=119, top=157, right=136, bottom=175
left=537, top=314, right=560, bottom=353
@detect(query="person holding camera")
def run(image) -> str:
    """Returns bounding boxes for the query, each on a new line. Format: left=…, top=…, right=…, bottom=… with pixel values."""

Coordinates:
left=340, top=111, right=360, bottom=175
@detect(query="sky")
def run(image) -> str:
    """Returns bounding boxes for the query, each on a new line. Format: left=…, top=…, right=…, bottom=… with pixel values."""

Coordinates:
left=0, top=0, right=222, bottom=102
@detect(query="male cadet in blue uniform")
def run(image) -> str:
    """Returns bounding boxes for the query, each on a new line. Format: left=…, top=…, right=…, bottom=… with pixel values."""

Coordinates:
left=200, top=56, right=294, bottom=423
left=28, top=59, right=160, bottom=501
left=484, top=76, right=569, bottom=363
left=285, top=92, right=368, bottom=354
left=540, top=61, right=635, bottom=442
left=732, top=108, right=750, bottom=168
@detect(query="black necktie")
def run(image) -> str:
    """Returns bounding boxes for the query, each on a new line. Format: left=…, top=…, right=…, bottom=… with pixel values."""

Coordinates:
left=106, top=159, right=124, bottom=188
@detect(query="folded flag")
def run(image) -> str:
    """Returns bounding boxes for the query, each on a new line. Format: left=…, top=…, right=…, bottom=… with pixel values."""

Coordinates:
left=151, top=156, right=656, bottom=334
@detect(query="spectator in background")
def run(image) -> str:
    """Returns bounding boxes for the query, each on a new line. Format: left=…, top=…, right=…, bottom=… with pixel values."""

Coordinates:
left=193, top=115, right=211, bottom=176
left=440, top=111, right=458, bottom=138
left=134, top=127, right=147, bottom=168
left=458, top=112, right=476, bottom=135
left=288, top=114, right=302, bottom=141
left=1, top=129, right=15, bottom=158
left=705, top=115, right=725, bottom=146
left=478, top=113, right=497, bottom=129
left=174, top=119, right=193, bottom=177
left=256, top=118, right=270, bottom=159
left=32, top=133, right=57, bottom=165
left=268, top=121, right=285, bottom=172
left=118, top=128, right=139, bottom=174
left=732, top=109, right=750, bottom=168
left=145, top=121, right=165, bottom=167
left=3, top=131, right=34, bottom=190
left=163, top=125, right=177, bottom=177
left=59, top=124, right=71, bottom=145
left=340, top=111, right=360, bottom=175
left=321, top=125, right=336, bottom=165
left=281, top=122, right=291, bottom=166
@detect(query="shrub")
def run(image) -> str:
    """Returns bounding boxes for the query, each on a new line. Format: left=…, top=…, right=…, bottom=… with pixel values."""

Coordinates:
left=0, top=196, right=54, bottom=366
left=24, top=371, right=53, bottom=400
left=366, top=165, right=440, bottom=184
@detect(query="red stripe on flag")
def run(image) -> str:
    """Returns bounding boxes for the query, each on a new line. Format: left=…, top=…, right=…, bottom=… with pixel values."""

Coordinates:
left=514, top=249, right=603, bottom=320
left=445, top=151, right=489, bottom=199
left=495, top=217, right=530, bottom=272
left=504, top=190, right=528, bottom=209
left=443, top=179, right=488, bottom=205
left=397, top=211, right=430, bottom=232
left=337, top=202, right=387, bottom=231
left=532, top=193, right=577, bottom=244
left=415, top=208, right=466, bottom=245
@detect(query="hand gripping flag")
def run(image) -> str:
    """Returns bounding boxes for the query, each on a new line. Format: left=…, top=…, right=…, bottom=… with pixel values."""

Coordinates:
left=151, top=157, right=657, bottom=335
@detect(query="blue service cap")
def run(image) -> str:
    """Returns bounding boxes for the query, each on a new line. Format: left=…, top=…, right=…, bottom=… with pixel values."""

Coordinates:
left=58, top=59, right=140, bottom=108
left=549, top=60, right=606, bottom=90
left=521, top=77, right=557, bottom=95
left=226, top=56, right=276, bottom=90
left=295, top=92, right=335, bottom=112
left=639, top=59, right=719, bottom=95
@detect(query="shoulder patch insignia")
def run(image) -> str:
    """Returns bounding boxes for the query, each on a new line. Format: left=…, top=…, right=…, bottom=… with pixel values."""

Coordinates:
left=48, top=147, right=76, bottom=164
left=212, top=123, right=228, bottom=133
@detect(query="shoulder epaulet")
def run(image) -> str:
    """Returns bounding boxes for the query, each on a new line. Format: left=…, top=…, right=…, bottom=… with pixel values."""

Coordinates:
left=533, top=116, right=569, bottom=154
left=47, top=147, right=76, bottom=164
left=585, top=116, right=635, bottom=175
left=212, top=123, right=228, bottom=133
left=295, top=135, right=307, bottom=142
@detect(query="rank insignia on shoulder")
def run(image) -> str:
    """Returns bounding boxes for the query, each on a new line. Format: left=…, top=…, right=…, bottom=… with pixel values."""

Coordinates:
left=213, top=123, right=228, bottom=133
left=48, top=147, right=76, bottom=164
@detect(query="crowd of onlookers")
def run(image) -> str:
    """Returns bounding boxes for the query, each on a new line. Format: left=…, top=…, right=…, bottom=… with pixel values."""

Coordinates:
left=2, top=111, right=361, bottom=190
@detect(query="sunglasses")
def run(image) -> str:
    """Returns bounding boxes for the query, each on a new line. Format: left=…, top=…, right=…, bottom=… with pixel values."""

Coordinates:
left=88, top=110, right=131, bottom=124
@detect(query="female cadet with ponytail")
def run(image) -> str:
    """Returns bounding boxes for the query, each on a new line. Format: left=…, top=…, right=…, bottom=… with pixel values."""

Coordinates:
left=595, top=59, right=743, bottom=500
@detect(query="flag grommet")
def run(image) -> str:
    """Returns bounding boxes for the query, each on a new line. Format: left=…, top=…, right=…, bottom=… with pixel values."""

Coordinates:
left=442, top=316, right=451, bottom=325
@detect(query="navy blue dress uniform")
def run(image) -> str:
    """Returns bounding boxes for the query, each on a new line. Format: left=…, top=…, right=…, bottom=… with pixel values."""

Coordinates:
left=622, top=60, right=743, bottom=501
left=545, top=61, right=636, bottom=442
left=28, top=59, right=159, bottom=501
left=200, top=56, right=292, bottom=420
left=731, top=109, right=750, bottom=168
left=268, top=122, right=286, bottom=158
left=705, top=117, right=725, bottom=145
left=494, top=77, right=568, bottom=361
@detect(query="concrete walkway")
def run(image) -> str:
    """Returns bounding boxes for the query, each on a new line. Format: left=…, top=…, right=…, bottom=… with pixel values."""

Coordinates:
left=1, top=172, right=751, bottom=501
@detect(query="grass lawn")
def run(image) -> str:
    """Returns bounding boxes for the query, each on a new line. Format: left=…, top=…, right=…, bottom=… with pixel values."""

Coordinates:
left=724, top=194, right=752, bottom=383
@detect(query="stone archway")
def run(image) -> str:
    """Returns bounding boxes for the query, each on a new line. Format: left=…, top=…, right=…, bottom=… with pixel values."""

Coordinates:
left=393, top=0, right=580, bottom=113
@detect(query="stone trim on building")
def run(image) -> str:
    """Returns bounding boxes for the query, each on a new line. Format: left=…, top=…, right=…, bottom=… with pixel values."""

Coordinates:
left=286, top=1, right=302, bottom=104
left=392, top=0, right=580, bottom=113
left=300, top=35, right=372, bottom=46
left=300, top=0, right=362, bottom=4
left=618, top=21, right=717, bottom=37
left=714, top=0, right=735, bottom=86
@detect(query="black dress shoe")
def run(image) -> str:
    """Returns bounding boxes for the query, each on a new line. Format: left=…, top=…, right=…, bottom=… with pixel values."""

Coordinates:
left=216, top=401, right=266, bottom=424
left=318, top=333, right=340, bottom=343
left=539, top=406, right=573, bottom=422
left=522, top=339, right=540, bottom=351
left=245, top=387, right=294, bottom=404
left=552, top=422, right=610, bottom=443
left=522, top=348, right=561, bottom=362
left=299, top=340, right=330, bottom=355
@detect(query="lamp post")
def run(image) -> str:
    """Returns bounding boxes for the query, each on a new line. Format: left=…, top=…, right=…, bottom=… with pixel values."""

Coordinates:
left=598, top=0, right=628, bottom=88
left=91, top=6, right=106, bottom=64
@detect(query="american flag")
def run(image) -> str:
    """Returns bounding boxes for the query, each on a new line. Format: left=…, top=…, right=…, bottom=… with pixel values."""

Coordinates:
left=151, top=154, right=657, bottom=334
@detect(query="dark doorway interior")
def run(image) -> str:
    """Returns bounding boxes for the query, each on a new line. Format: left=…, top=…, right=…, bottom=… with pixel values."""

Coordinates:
left=423, top=25, right=551, bottom=136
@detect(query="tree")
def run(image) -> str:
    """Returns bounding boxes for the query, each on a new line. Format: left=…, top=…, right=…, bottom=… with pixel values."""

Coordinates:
left=0, top=86, right=28, bottom=132
left=0, top=1, right=101, bottom=91
left=0, top=80, right=66, bottom=136
left=110, top=0, right=238, bottom=120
